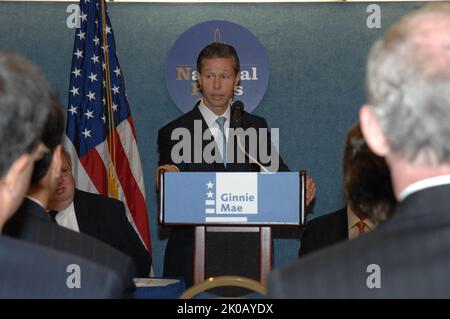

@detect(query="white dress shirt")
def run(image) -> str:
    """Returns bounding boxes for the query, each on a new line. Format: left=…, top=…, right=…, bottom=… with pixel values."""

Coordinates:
left=198, top=99, right=231, bottom=141
left=55, top=201, right=80, bottom=232
left=398, top=174, right=450, bottom=201
left=198, top=99, right=231, bottom=162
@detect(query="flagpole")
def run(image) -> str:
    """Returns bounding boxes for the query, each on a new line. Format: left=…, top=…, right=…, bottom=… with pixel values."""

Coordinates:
left=100, top=0, right=118, bottom=199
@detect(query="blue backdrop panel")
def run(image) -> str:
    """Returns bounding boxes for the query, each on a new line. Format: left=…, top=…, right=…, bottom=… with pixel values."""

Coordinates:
left=0, top=1, right=426, bottom=276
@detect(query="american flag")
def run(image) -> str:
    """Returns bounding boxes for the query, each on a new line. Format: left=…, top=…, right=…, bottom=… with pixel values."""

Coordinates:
left=65, top=0, right=151, bottom=252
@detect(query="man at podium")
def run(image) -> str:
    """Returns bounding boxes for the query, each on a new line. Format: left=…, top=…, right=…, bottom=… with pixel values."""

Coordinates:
left=157, top=42, right=315, bottom=289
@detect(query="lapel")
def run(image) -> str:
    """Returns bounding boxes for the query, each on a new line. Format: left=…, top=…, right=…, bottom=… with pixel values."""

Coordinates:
left=227, top=111, right=255, bottom=172
left=73, top=190, right=98, bottom=235
left=338, top=207, right=350, bottom=240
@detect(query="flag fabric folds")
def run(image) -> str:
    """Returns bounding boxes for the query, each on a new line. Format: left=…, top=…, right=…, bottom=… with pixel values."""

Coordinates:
left=65, top=0, right=151, bottom=251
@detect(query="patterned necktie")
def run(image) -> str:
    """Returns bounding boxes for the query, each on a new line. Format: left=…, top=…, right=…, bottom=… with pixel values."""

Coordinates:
left=215, top=117, right=227, bottom=167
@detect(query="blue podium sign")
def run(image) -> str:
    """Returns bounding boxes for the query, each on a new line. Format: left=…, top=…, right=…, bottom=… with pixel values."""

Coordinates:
left=161, top=172, right=301, bottom=225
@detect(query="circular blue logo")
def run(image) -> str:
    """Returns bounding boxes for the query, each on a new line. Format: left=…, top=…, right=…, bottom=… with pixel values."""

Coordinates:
left=165, top=20, right=269, bottom=114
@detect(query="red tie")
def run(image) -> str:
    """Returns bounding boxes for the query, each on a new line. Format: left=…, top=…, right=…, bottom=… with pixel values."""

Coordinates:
left=357, top=220, right=366, bottom=235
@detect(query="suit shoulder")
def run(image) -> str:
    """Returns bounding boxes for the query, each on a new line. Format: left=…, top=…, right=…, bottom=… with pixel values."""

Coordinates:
left=242, top=111, right=267, bottom=127
left=158, top=110, right=194, bottom=133
left=75, top=189, right=125, bottom=217
left=307, top=207, right=347, bottom=228
left=75, top=189, right=124, bottom=210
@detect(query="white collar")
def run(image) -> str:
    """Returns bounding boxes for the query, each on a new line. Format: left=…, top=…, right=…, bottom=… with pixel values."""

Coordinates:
left=399, top=174, right=450, bottom=201
left=55, top=201, right=80, bottom=232
left=198, top=99, right=231, bottom=130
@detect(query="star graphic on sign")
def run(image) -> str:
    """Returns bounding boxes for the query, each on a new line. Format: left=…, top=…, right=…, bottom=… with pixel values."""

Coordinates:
left=101, top=44, right=109, bottom=53
left=113, top=67, right=121, bottom=77
left=93, top=36, right=100, bottom=46
left=88, top=72, right=98, bottom=82
left=69, top=86, right=79, bottom=96
left=102, top=97, right=106, bottom=105
left=81, top=128, right=91, bottom=138
left=84, top=109, right=94, bottom=120
left=102, top=62, right=106, bottom=70
left=94, top=19, right=98, bottom=26
left=90, top=54, right=99, bottom=64
left=68, top=105, right=77, bottom=115
left=206, top=191, right=214, bottom=199
left=105, top=25, right=112, bottom=34
left=206, top=181, right=214, bottom=189
left=112, top=103, right=118, bottom=112
left=72, top=67, right=81, bottom=78
left=74, top=49, right=83, bottom=59
left=111, top=85, right=120, bottom=95
left=76, top=31, right=85, bottom=40
left=101, top=114, right=106, bottom=123
left=79, top=12, right=87, bottom=22
left=86, top=91, right=96, bottom=101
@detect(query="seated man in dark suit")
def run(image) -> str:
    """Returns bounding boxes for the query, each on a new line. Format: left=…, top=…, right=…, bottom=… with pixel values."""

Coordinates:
left=299, top=124, right=396, bottom=256
left=3, top=85, right=137, bottom=293
left=47, top=148, right=152, bottom=277
left=268, top=4, right=450, bottom=298
left=0, top=50, right=126, bottom=298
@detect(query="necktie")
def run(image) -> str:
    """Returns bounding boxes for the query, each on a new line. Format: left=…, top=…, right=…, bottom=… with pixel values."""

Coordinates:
left=215, top=117, right=227, bottom=167
left=48, top=210, right=58, bottom=223
left=356, top=220, right=366, bottom=235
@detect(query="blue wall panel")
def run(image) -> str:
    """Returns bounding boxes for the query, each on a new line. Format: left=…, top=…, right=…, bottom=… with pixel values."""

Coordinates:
left=0, top=1, right=426, bottom=275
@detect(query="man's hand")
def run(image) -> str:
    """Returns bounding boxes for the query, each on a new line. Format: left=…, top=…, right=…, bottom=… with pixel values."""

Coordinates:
left=156, top=164, right=179, bottom=190
left=306, top=175, right=316, bottom=207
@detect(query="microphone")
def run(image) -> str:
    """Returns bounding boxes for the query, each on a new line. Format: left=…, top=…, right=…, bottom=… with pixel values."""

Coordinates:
left=231, top=100, right=270, bottom=172
left=231, top=100, right=244, bottom=128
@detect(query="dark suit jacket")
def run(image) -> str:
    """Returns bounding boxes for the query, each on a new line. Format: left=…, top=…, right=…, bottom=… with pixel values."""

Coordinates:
left=73, top=189, right=152, bottom=277
left=299, top=207, right=348, bottom=257
left=268, top=184, right=450, bottom=298
left=158, top=104, right=289, bottom=287
left=3, top=198, right=136, bottom=295
left=0, top=235, right=125, bottom=298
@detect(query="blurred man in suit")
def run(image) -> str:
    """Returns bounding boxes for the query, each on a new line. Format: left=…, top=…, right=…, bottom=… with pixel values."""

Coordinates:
left=268, top=4, right=450, bottom=298
left=47, top=148, right=152, bottom=277
left=157, top=42, right=316, bottom=288
left=299, top=124, right=396, bottom=256
left=3, top=83, right=137, bottom=293
left=0, top=50, right=126, bottom=298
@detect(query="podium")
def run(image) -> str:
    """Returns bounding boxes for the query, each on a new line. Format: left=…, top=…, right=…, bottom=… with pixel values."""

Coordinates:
left=159, top=171, right=306, bottom=287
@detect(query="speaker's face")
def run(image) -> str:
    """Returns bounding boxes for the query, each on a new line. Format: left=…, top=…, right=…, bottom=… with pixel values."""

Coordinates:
left=197, top=57, right=240, bottom=115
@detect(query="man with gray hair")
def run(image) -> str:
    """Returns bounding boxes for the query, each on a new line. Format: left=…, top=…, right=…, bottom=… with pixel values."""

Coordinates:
left=267, top=4, right=450, bottom=298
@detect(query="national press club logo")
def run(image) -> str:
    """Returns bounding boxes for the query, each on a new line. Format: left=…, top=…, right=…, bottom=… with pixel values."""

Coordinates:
left=165, top=20, right=270, bottom=113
